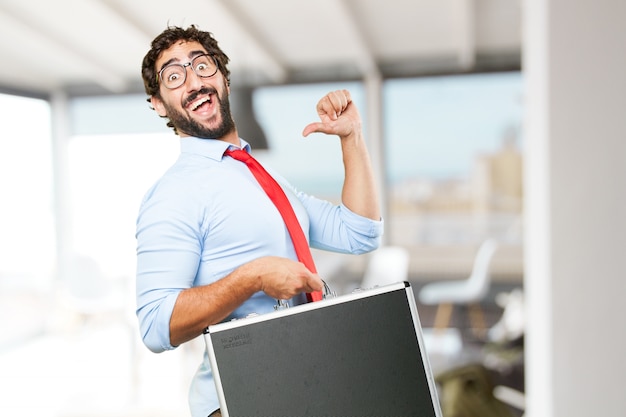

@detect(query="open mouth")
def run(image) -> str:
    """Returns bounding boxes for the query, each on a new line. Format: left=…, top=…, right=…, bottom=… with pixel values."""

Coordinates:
left=188, top=94, right=213, bottom=111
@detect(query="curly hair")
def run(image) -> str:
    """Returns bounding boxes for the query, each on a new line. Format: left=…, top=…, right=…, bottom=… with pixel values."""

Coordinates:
left=141, top=25, right=231, bottom=99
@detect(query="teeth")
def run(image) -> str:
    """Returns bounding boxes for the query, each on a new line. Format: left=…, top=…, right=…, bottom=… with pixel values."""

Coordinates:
left=191, top=96, right=210, bottom=110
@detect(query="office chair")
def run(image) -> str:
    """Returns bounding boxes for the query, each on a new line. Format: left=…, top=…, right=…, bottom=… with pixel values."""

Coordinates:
left=418, top=239, right=499, bottom=337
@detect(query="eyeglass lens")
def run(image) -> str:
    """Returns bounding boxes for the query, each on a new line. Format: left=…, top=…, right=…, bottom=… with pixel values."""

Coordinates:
left=160, top=55, right=218, bottom=89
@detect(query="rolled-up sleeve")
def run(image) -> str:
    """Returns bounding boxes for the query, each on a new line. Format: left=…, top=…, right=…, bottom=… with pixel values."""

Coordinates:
left=300, top=191, right=384, bottom=253
left=135, top=184, right=203, bottom=353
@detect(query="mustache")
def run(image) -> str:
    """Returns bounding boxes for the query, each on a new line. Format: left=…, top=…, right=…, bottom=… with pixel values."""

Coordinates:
left=184, top=87, right=218, bottom=107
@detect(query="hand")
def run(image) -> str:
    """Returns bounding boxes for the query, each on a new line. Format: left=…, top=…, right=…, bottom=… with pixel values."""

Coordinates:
left=302, top=89, right=362, bottom=140
left=248, top=256, right=324, bottom=300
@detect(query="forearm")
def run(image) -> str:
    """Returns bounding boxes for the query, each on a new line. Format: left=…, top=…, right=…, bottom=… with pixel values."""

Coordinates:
left=340, top=131, right=381, bottom=221
left=169, top=263, right=261, bottom=347
left=168, top=256, right=323, bottom=346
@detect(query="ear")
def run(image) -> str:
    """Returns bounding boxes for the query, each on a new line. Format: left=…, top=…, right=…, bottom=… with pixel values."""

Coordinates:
left=150, top=96, right=167, bottom=117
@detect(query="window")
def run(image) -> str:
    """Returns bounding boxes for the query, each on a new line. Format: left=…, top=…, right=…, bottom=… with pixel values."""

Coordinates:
left=0, top=94, right=55, bottom=290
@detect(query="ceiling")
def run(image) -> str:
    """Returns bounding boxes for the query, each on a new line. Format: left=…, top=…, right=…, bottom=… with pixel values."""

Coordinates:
left=0, top=0, right=521, bottom=99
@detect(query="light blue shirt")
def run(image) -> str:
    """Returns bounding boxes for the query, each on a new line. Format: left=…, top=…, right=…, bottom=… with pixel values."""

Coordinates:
left=135, top=136, right=383, bottom=416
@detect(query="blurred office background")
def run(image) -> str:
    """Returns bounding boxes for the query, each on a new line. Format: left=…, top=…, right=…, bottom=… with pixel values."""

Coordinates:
left=0, top=1, right=624, bottom=416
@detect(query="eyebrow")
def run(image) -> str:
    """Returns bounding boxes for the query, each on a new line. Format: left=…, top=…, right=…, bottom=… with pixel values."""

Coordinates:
left=158, top=50, right=209, bottom=72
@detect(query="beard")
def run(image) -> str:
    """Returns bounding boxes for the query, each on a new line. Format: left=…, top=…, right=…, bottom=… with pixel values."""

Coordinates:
left=164, top=86, right=236, bottom=139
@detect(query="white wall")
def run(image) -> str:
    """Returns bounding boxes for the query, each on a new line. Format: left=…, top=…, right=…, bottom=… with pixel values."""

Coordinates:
left=524, top=1, right=626, bottom=416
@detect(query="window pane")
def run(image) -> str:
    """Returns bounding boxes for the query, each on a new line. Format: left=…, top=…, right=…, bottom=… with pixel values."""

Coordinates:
left=255, top=82, right=364, bottom=201
left=384, top=72, right=524, bottom=246
left=0, top=94, right=54, bottom=289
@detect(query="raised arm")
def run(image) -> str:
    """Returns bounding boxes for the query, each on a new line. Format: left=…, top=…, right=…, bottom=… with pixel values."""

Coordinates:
left=302, top=89, right=380, bottom=221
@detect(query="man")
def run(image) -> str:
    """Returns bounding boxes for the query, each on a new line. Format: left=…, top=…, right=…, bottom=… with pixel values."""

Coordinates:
left=136, top=25, right=383, bottom=417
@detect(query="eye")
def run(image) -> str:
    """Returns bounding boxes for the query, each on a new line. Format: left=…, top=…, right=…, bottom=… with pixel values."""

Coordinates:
left=167, top=72, right=181, bottom=82
left=161, top=65, right=184, bottom=84
left=193, top=55, right=216, bottom=77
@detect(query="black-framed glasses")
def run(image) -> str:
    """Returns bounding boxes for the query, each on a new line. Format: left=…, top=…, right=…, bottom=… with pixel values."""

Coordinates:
left=158, top=54, right=219, bottom=89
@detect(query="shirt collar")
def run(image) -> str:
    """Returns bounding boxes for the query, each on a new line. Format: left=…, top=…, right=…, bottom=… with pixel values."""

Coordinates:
left=180, top=136, right=252, bottom=161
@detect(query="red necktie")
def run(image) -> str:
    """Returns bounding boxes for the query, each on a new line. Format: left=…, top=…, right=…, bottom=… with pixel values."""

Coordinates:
left=225, top=148, right=323, bottom=302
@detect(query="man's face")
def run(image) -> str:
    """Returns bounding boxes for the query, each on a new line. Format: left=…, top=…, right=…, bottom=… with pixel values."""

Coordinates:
left=151, top=40, right=235, bottom=139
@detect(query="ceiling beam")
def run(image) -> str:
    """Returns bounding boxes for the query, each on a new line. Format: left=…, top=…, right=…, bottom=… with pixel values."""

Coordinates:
left=212, top=0, right=288, bottom=84
left=337, top=0, right=381, bottom=78
left=96, top=0, right=156, bottom=41
left=0, top=1, right=128, bottom=93
left=458, top=0, right=477, bottom=69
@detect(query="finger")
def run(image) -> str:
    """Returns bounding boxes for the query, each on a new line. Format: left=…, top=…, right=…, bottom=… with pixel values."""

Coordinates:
left=302, top=120, right=339, bottom=137
left=316, top=90, right=348, bottom=120
left=307, top=274, right=324, bottom=292
left=329, top=90, right=351, bottom=116
left=303, top=90, right=352, bottom=136
left=330, top=90, right=349, bottom=113
left=302, top=122, right=323, bottom=137
left=316, top=95, right=338, bottom=120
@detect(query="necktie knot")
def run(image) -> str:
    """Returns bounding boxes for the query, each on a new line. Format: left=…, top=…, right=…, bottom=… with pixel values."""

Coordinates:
left=224, top=148, right=251, bottom=163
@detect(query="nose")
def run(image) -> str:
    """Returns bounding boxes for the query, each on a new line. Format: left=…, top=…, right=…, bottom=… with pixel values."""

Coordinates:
left=184, top=65, right=204, bottom=91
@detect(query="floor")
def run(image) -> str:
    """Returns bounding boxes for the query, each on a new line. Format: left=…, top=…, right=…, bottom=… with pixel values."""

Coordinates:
left=412, top=281, right=526, bottom=417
